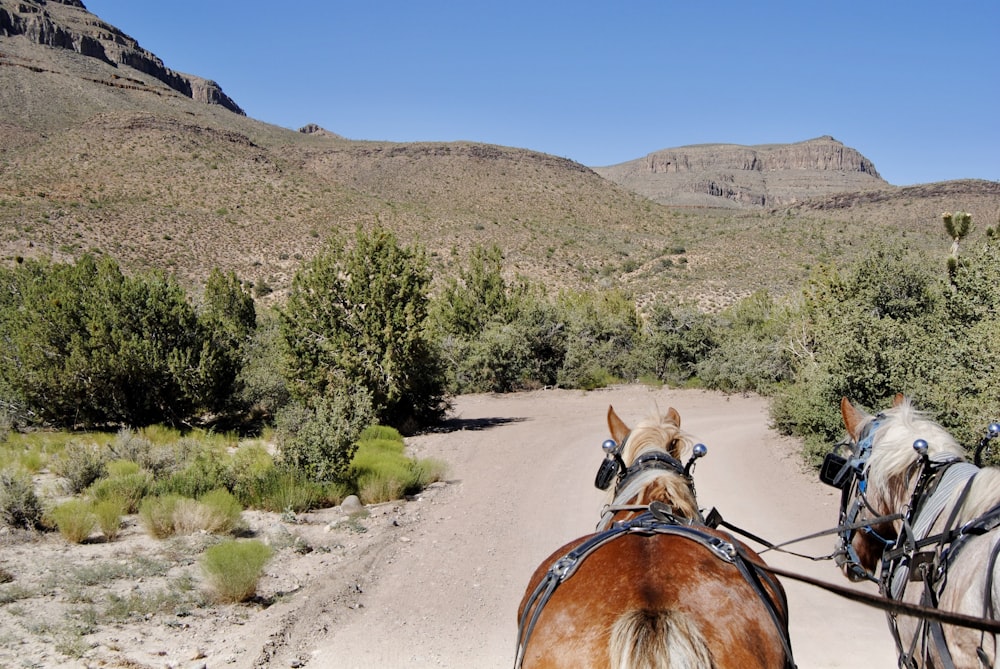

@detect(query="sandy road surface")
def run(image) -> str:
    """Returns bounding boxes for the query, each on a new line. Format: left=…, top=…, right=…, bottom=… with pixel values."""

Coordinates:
left=307, top=386, right=898, bottom=668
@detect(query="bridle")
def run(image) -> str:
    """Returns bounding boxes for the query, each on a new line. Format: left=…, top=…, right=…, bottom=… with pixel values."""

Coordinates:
left=822, top=414, right=1000, bottom=668
left=594, top=432, right=707, bottom=498
left=821, top=415, right=901, bottom=582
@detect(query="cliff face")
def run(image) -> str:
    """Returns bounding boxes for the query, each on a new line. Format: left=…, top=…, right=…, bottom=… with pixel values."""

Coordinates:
left=595, top=136, right=889, bottom=208
left=0, top=0, right=244, bottom=115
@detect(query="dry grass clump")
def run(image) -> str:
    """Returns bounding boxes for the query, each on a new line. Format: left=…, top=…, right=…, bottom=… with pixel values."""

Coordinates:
left=201, top=539, right=272, bottom=603
left=47, top=499, right=96, bottom=543
left=139, top=489, right=243, bottom=538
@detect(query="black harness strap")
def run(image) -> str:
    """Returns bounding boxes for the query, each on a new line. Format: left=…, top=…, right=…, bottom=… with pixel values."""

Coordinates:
left=513, top=512, right=797, bottom=669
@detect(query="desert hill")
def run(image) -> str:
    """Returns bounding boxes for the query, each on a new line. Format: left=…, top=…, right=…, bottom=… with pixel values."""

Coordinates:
left=2, top=0, right=998, bottom=310
left=593, top=136, right=889, bottom=208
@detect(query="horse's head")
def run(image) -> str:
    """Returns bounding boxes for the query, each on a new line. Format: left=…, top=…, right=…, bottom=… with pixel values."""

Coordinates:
left=596, top=405, right=703, bottom=527
left=832, top=394, right=963, bottom=581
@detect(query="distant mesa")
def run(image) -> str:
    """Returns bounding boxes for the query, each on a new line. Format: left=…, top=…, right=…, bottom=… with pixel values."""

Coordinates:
left=298, top=123, right=343, bottom=139
left=593, top=135, right=890, bottom=209
left=0, top=0, right=244, bottom=114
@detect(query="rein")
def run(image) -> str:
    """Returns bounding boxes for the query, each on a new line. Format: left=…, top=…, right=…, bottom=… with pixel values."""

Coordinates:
left=820, top=416, right=1000, bottom=668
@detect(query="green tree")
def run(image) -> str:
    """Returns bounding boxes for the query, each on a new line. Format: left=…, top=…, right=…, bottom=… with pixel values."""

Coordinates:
left=638, top=302, right=715, bottom=386
left=556, top=288, right=641, bottom=389
left=194, top=269, right=257, bottom=414
left=0, top=255, right=212, bottom=427
left=771, top=243, right=946, bottom=457
left=696, top=291, right=794, bottom=393
left=430, top=246, right=566, bottom=393
left=281, top=227, right=446, bottom=431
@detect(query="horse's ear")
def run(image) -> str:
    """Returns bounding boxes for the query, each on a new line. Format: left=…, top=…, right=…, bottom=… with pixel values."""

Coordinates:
left=666, top=407, right=681, bottom=428
left=607, top=405, right=630, bottom=446
left=840, top=397, right=868, bottom=440
left=892, top=393, right=906, bottom=408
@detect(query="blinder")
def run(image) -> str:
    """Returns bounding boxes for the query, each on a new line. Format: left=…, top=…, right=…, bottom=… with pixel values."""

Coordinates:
left=594, top=438, right=627, bottom=490
left=823, top=416, right=885, bottom=582
left=594, top=436, right=705, bottom=493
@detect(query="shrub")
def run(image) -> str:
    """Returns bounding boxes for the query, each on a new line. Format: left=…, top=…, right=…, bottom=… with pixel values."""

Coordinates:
left=349, top=431, right=449, bottom=503
left=280, top=226, right=447, bottom=430
left=92, top=499, right=124, bottom=541
left=51, top=441, right=106, bottom=494
left=201, top=539, right=273, bottom=603
left=173, top=489, right=242, bottom=535
left=408, top=457, right=449, bottom=490
left=198, top=488, right=242, bottom=531
left=107, top=428, right=180, bottom=479
left=153, top=449, right=231, bottom=498
left=276, top=386, right=374, bottom=483
left=139, top=494, right=184, bottom=539
left=48, top=499, right=97, bottom=543
left=229, top=444, right=274, bottom=504
left=357, top=473, right=406, bottom=505
left=88, top=460, right=153, bottom=513
left=237, top=466, right=322, bottom=513
left=0, top=469, right=43, bottom=529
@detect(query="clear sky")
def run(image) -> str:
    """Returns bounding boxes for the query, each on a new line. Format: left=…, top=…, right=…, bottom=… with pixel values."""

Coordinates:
left=83, top=0, right=998, bottom=187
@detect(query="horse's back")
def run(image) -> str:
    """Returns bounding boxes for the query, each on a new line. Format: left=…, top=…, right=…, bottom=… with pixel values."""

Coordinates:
left=519, top=531, right=788, bottom=669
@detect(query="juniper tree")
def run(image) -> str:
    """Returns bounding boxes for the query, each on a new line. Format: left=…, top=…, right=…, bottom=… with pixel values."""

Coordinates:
left=280, top=226, right=446, bottom=431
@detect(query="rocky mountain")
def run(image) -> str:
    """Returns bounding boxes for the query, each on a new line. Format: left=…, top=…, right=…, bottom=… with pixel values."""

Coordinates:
left=594, top=136, right=889, bottom=208
left=1, top=1, right=996, bottom=311
left=0, top=0, right=243, bottom=113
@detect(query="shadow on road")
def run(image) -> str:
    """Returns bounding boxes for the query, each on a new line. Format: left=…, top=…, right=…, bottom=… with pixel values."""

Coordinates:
left=425, top=416, right=529, bottom=434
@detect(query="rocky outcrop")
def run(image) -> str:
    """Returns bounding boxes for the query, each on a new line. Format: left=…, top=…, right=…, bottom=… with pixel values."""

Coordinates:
left=0, top=0, right=244, bottom=115
left=594, top=136, right=889, bottom=208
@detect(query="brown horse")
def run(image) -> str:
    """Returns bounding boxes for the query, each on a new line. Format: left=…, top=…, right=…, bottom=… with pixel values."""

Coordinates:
left=832, top=394, right=1000, bottom=667
left=515, top=405, right=795, bottom=669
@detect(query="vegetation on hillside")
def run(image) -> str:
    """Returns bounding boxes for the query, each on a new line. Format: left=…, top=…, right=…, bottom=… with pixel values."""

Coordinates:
left=4, top=215, right=1000, bottom=538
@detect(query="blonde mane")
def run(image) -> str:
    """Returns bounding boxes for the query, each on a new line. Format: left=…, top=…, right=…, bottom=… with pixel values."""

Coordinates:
left=606, top=412, right=700, bottom=521
left=865, top=396, right=1000, bottom=524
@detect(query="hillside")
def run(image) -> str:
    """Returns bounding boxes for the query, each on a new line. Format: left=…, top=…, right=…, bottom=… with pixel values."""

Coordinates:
left=593, top=136, right=889, bottom=208
left=2, top=0, right=998, bottom=310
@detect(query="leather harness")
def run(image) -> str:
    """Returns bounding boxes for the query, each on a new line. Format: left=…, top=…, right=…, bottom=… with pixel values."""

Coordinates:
left=514, top=507, right=797, bottom=669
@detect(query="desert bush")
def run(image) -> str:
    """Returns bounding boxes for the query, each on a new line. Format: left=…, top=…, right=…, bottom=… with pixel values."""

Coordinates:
left=153, top=448, right=232, bottom=499
left=349, top=430, right=449, bottom=503
left=92, top=499, right=124, bottom=541
left=138, top=494, right=184, bottom=539
left=634, top=303, right=715, bottom=386
left=281, top=226, right=447, bottom=430
left=430, top=249, right=565, bottom=393
left=276, top=384, right=374, bottom=483
left=408, top=457, right=449, bottom=489
left=238, top=465, right=324, bottom=513
left=556, top=288, right=642, bottom=389
left=51, top=441, right=106, bottom=494
left=201, top=539, right=273, bottom=603
left=174, top=489, right=242, bottom=535
left=696, top=291, right=795, bottom=393
left=87, top=460, right=153, bottom=513
left=198, top=488, right=243, bottom=533
left=357, top=474, right=406, bottom=505
left=0, top=468, right=43, bottom=530
left=107, top=428, right=181, bottom=479
left=48, top=499, right=97, bottom=543
left=236, top=309, right=290, bottom=418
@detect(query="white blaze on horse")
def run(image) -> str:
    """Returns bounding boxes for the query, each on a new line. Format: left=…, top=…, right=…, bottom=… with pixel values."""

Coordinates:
left=515, top=405, right=795, bottom=669
left=829, top=394, right=1000, bottom=667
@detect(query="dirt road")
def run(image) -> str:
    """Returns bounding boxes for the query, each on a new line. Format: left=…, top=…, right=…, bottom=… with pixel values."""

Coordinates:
left=307, top=386, right=898, bottom=668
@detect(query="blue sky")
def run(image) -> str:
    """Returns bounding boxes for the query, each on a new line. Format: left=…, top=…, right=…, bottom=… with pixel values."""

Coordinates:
left=83, top=1, right=998, bottom=186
